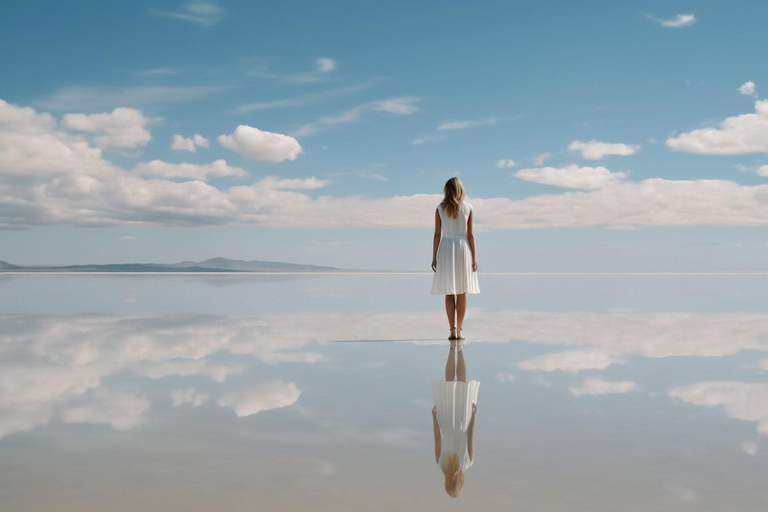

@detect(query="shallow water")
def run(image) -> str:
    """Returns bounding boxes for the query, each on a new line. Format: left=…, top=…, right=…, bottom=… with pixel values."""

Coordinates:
left=0, top=274, right=766, bottom=511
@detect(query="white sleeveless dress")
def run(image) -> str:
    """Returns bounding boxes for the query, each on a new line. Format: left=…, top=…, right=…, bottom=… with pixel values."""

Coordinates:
left=431, top=201, right=480, bottom=295
left=431, top=379, right=480, bottom=471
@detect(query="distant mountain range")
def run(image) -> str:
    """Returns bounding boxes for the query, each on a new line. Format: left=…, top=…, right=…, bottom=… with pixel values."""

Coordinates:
left=0, top=257, right=343, bottom=273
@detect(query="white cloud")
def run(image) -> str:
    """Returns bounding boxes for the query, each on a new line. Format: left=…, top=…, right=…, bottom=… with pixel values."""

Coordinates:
left=496, top=159, right=515, bottom=168
left=315, top=58, right=336, bottom=73
left=371, top=97, right=421, bottom=115
left=171, top=133, right=209, bottom=152
left=133, top=360, right=245, bottom=382
left=412, top=134, right=444, bottom=145
left=357, top=171, right=388, bottom=181
left=438, top=117, right=497, bottom=131
left=10, top=99, right=768, bottom=230
left=231, top=82, right=376, bottom=113
left=149, top=1, right=226, bottom=27
left=5, top=308, right=768, bottom=439
left=569, top=377, right=639, bottom=397
left=669, top=381, right=768, bottom=435
left=131, top=159, right=246, bottom=180
left=532, top=153, right=550, bottom=165
left=741, top=441, right=758, bottom=455
left=667, top=100, right=768, bottom=155
left=295, top=97, right=421, bottom=137
left=34, top=85, right=228, bottom=111
left=218, top=125, right=302, bottom=162
left=495, top=373, right=516, bottom=382
left=568, top=140, right=639, bottom=160
left=739, top=81, right=757, bottom=97
left=516, top=349, right=624, bottom=374
left=62, top=107, right=158, bottom=149
left=60, top=389, right=149, bottom=431
left=515, top=164, right=627, bottom=190
left=171, top=388, right=209, bottom=407
left=217, top=380, right=301, bottom=417
left=649, top=14, right=697, bottom=28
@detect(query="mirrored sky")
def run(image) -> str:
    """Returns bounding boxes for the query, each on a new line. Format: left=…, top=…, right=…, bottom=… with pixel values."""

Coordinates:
left=1, top=274, right=767, bottom=511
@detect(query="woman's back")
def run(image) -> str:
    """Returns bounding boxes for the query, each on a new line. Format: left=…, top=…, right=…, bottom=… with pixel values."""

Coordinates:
left=438, top=201, right=471, bottom=238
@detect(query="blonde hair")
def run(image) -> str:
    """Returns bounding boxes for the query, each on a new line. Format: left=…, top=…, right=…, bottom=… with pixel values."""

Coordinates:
left=441, top=453, right=465, bottom=498
left=440, top=177, right=465, bottom=219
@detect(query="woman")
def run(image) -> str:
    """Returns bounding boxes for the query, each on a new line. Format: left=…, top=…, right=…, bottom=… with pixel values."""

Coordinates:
left=431, top=338, right=479, bottom=498
left=431, top=177, right=480, bottom=341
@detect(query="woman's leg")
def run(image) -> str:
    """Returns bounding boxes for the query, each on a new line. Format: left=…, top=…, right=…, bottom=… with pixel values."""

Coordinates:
left=456, top=293, right=467, bottom=331
left=445, top=344, right=456, bottom=381
left=444, top=294, right=456, bottom=330
left=456, top=345, right=467, bottom=382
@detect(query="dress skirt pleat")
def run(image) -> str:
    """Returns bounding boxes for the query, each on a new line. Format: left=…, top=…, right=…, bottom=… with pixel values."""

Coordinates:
left=431, top=236, right=480, bottom=294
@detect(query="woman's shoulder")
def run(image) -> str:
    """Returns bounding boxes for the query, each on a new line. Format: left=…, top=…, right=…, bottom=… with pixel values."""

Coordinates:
left=462, top=200, right=472, bottom=210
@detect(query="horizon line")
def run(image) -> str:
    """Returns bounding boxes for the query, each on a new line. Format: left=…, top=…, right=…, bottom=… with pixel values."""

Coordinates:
left=4, top=271, right=768, bottom=276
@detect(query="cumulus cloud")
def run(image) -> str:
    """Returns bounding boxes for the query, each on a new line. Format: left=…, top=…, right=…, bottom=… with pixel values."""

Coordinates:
left=131, top=159, right=247, bottom=180
left=741, top=441, right=758, bottom=455
left=739, top=81, right=757, bottom=97
left=516, top=349, right=624, bottom=374
left=667, top=100, right=768, bottom=154
left=62, top=107, right=158, bottom=149
left=171, top=133, right=209, bottom=153
left=0, top=312, right=328, bottom=438
left=532, top=153, right=550, bottom=165
left=5, top=308, right=768, bottom=439
left=217, top=380, right=301, bottom=417
left=9, top=99, right=768, bottom=230
left=60, top=389, right=149, bottom=431
left=569, top=377, right=639, bottom=397
left=515, top=164, right=627, bottom=190
left=295, top=97, right=421, bottom=136
left=568, top=140, right=639, bottom=160
left=218, top=125, right=302, bottom=162
left=496, top=159, right=515, bottom=168
left=171, top=388, right=209, bottom=407
left=649, top=14, right=696, bottom=28
left=669, top=381, right=768, bottom=435
left=438, top=117, right=497, bottom=131
left=315, top=58, right=336, bottom=73
left=149, top=1, right=226, bottom=27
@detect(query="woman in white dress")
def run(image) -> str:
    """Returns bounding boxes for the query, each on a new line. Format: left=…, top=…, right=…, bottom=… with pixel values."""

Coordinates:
left=431, top=337, right=479, bottom=498
left=431, top=177, right=480, bottom=341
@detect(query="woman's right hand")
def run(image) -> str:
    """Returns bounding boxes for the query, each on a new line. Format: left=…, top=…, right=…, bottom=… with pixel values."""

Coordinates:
left=472, top=261, right=477, bottom=272
left=431, top=259, right=437, bottom=272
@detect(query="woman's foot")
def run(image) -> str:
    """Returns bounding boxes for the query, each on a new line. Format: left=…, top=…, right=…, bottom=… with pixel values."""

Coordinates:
left=449, top=326, right=457, bottom=340
left=456, top=326, right=465, bottom=341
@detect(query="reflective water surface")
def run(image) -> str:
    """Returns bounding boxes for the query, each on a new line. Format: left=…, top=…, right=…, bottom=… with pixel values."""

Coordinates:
left=1, top=274, right=767, bottom=511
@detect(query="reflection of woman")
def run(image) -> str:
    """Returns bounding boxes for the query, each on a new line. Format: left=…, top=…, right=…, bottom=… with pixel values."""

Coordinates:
left=431, top=177, right=480, bottom=341
left=431, top=338, right=479, bottom=498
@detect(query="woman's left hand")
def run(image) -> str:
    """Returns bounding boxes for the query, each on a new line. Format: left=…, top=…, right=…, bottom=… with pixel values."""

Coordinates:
left=472, top=261, right=478, bottom=272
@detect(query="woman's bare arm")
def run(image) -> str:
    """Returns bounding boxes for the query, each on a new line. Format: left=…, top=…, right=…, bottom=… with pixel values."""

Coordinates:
left=432, top=406, right=441, bottom=463
left=467, top=403, right=477, bottom=461
left=467, top=209, right=477, bottom=272
left=431, top=209, right=441, bottom=271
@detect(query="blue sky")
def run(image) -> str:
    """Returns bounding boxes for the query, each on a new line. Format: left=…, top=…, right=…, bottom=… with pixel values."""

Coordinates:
left=2, top=0, right=768, bottom=270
